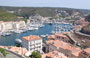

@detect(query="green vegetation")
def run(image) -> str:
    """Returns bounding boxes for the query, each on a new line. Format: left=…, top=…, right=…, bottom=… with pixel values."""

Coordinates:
left=0, top=6, right=90, bottom=21
left=0, top=48, right=8, bottom=57
left=0, top=6, right=90, bottom=18
left=29, top=51, right=41, bottom=58
left=0, top=10, right=17, bottom=21
left=46, top=56, right=51, bottom=58
left=16, top=44, right=22, bottom=47
left=0, top=10, right=28, bottom=22
left=22, top=18, right=27, bottom=23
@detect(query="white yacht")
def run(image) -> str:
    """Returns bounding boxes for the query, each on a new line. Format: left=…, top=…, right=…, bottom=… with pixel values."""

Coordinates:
left=40, top=35, right=46, bottom=38
left=1, top=32, right=12, bottom=36
left=51, top=31, right=55, bottom=34
left=14, top=30, right=23, bottom=34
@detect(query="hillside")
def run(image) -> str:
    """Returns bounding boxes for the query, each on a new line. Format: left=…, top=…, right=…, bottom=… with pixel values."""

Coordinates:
left=0, top=10, right=17, bottom=21
left=0, top=6, right=90, bottom=17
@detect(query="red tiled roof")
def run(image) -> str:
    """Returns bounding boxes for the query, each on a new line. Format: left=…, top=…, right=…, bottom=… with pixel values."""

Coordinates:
left=55, top=33, right=68, bottom=39
left=47, top=39, right=81, bottom=56
left=42, top=51, right=67, bottom=58
left=22, top=35, right=42, bottom=41
left=84, top=48, right=90, bottom=54
left=48, top=35, right=56, bottom=39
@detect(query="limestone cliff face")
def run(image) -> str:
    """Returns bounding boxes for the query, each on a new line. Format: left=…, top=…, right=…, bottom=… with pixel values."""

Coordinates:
left=81, top=23, right=90, bottom=35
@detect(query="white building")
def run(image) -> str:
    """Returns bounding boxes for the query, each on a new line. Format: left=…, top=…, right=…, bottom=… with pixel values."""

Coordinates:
left=0, top=23, right=2, bottom=32
left=22, top=35, right=42, bottom=55
left=0, top=21, right=26, bottom=32
left=13, top=21, right=26, bottom=30
left=4, top=22, right=13, bottom=31
left=0, top=21, right=13, bottom=32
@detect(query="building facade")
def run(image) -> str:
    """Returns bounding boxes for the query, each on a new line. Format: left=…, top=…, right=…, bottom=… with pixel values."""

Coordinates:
left=22, top=35, right=42, bottom=54
left=0, top=21, right=26, bottom=32
left=78, top=48, right=90, bottom=58
left=46, top=39, right=81, bottom=58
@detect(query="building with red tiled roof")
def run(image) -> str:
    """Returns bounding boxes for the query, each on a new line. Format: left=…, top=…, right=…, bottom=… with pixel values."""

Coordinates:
left=46, top=40, right=81, bottom=58
left=10, top=46, right=27, bottom=55
left=55, top=33, right=70, bottom=42
left=22, top=35, right=43, bottom=55
left=22, top=35, right=42, bottom=41
left=42, top=50, right=68, bottom=58
left=48, top=35, right=56, bottom=40
left=78, top=48, right=90, bottom=58
left=48, top=33, right=70, bottom=43
left=0, top=46, right=27, bottom=56
left=84, top=48, right=90, bottom=54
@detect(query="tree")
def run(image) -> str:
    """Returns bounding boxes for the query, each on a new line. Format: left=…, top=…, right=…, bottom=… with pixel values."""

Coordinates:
left=0, top=48, right=8, bottom=57
left=29, top=51, right=41, bottom=58
left=45, top=56, right=51, bottom=58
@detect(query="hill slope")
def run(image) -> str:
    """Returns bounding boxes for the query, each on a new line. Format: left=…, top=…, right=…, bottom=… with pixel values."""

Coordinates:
left=0, top=6, right=90, bottom=17
left=0, top=10, right=17, bottom=21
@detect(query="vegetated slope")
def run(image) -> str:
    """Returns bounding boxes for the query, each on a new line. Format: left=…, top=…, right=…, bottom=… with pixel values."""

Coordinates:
left=0, top=6, right=90, bottom=17
left=0, top=10, right=17, bottom=21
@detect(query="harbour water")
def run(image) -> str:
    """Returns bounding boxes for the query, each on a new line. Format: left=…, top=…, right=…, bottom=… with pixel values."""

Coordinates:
left=0, top=23, right=73, bottom=46
left=0, top=24, right=53, bottom=46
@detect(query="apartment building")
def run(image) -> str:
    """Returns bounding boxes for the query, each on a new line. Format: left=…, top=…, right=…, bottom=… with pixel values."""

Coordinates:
left=0, top=21, right=26, bottom=32
left=13, top=21, right=26, bottom=30
left=22, top=35, right=42, bottom=54
left=0, top=21, right=3, bottom=32
left=46, top=39, right=81, bottom=58
left=42, top=50, right=68, bottom=58
left=0, top=21, right=13, bottom=32
left=48, top=33, right=70, bottom=43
